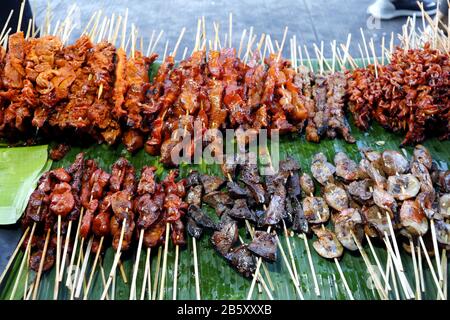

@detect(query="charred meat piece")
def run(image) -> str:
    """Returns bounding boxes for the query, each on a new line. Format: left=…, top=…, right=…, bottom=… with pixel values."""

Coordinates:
left=333, top=208, right=364, bottom=251
left=186, top=171, right=201, bottom=187
left=163, top=193, right=188, bottom=222
left=303, top=196, right=330, bottom=224
left=80, top=198, right=99, bottom=238
left=311, top=226, right=343, bottom=259
left=211, top=219, right=238, bottom=256
left=334, top=152, right=360, bottom=181
left=109, top=158, right=129, bottom=192
left=221, top=158, right=238, bottom=180
left=188, top=204, right=217, bottom=230
left=49, top=144, right=71, bottom=161
left=410, top=161, right=434, bottom=193
left=434, top=220, right=450, bottom=246
left=241, top=179, right=265, bottom=204
left=187, top=217, right=203, bottom=239
left=200, top=175, right=225, bottom=194
left=381, top=150, right=409, bottom=176
left=24, top=189, right=46, bottom=223
left=323, top=183, right=349, bottom=212
left=387, top=174, right=420, bottom=200
left=112, top=214, right=135, bottom=251
left=67, top=152, right=84, bottom=192
left=49, top=168, right=72, bottom=183
left=30, top=248, right=55, bottom=272
left=111, top=190, right=133, bottom=221
left=413, top=145, right=432, bottom=170
left=227, top=199, right=257, bottom=222
left=225, top=245, right=256, bottom=278
left=248, top=231, right=277, bottom=262
left=361, top=205, right=390, bottom=238
left=143, top=218, right=166, bottom=248
left=260, top=183, right=286, bottom=226
left=122, top=129, right=144, bottom=153
left=311, top=153, right=335, bottom=185
left=347, top=179, right=373, bottom=205
left=136, top=192, right=164, bottom=229
left=300, top=173, right=315, bottom=196
left=186, top=184, right=203, bottom=207
left=89, top=168, right=111, bottom=199
left=287, top=196, right=309, bottom=234
left=49, top=182, right=75, bottom=217
left=137, top=166, right=157, bottom=195
left=373, top=187, right=398, bottom=215
left=359, top=159, right=386, bottom=189
left=399, top=200, right=428, bottom=238
left=202, top=191, right=233, bottom=216
left=226, top=181, right=249, bottom=199
left=286, top=171, right=301, bottom=198
left=440, top=194, right=450, bottom=218
left=92, top=210, right=111, bottom=237
left=171, top=219, right=186, bottom=247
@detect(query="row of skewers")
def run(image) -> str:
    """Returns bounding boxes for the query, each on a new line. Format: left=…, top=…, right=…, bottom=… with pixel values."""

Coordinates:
left=2, top=142, right=448, bottom=299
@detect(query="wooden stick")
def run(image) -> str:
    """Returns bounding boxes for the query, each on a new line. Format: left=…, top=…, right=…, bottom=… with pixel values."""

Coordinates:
left=140, top=247, right=152, bottom=300
left=301, top=234, right=320, bottom=296
left=172, top=244, right=180, bottom=300
left=238, top=29, right=247, bottom=58
left=334, top=257, right=354, bottom=300
left=59, top=220, right=72, bottom=282
left=0, top=10, right=14, bottom=42
left=100, top=218, right=127, bottom=299
left=430, top=219, right=443, bottom=283
left=152, top=246, right=162, bottom=300
left=70, top=237, right=84, bottom=299
left=171, top=27, right=186, bottom=58
left=158, top=223, right=171, bottom=300
left=0, top=225, right=30, bottom=286
left=32, top=229, right=51, bottom=300
left=409, top=239, right=421, bottom=300
left=388, top=251, right=400, bottom=299
left=192, top=237, right=201, bottom=300
left=16, top=0, right=25, bottom=33
left=278, top=235, right=304, bottom=299
left=75, top=236, right=93, bottom=298
left=9, top=224, right=35, bottom=299
left=365, top=234, right=390, bottom=291
left=282, top=220, right=299, bottom=284
left=130, top=229, right=145, bottom=299
left=83, top=236, right=104, bottom=299
left=229, top=12, right=232, bottom=48
left=53, top=215, right=62, bottom=299
left=418, top=236, right=445, bottom=299
left=65, top=210, right=84, bottom=287
left=417, top=244, right=425, bottom=293
left=247, top=227, right=272, bottom=299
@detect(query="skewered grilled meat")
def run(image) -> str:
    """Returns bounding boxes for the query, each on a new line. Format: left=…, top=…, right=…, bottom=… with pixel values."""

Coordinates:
left=248, top=231, right=277, bottom=262
left=200, top=174, right=225, bottom=194
left=347, top=179, right=373, bottom=205
left=311, top=153, right=335, bottom=185
left=227, top=199, right=257, bottom=223
left=186, top=217, right=203, bottom=239
left=143, top=217, right=166, bottom=248
left=187, top=204, right=217, bottom=230
left=225, top=245, right=256, bottom=278
left=387, top=174, right=421, bottom=200
left=334, top=152, right=360, bottom=181
left=381, top=150, right=409, bottom=176
left=299, top=172, right=315, bottom=196
left=135, top=191, right=164, bottom=230
left=311, top=226, right=343, bottom=259
left=288, top=196, right=309, bottom=234
left=323, top=183, right=349, bottom=212
left=332, top=208, right=364, bottom=251
left=49, top=144, right=71, bottom=161
left=49, top=182, right=75, bottom=217
left=80, top=198, right=99, bottom=238
left=413, top=145, right=433, bottom=170
left=171, top=219, right=186, bottom=246
left=303, top=195, right=330, bottom=225
left=211, top=217, right=238, bottom=256
left=202, top=191, right=233, bottom=216
left=361, top=205, right=390, bottom=238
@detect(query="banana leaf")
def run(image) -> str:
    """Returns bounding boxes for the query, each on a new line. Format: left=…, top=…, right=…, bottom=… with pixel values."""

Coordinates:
left=0, top=145, right=52, bottom=225
left=0, top=59, right=448, bottom=300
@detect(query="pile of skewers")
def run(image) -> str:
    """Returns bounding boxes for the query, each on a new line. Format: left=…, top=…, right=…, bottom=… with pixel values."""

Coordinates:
left=346, top=43, right=450, bottom=146
left=15, top=152, right=190, bottom=300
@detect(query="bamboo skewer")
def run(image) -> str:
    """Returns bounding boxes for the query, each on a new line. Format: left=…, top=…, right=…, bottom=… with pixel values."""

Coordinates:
left=9, top=224, right=35, bottom=300
left=65, top=210, right=84, bottom=287
left=0, top=225, right=30, bottom=286
left=32, top=229, right=51, bottom=300
left=53, top=215, right=62, bottom=299
left=84, top=236, right=104, bottom=299
left=74, top=236, right=93, bottom=298
left=58, top=220, right=72, bottom=282
left=140, top=247, right=151, bottom=300
left=192, top=237, right=201, bottom=300
left=172, top=242, right=180, bottom=300
left=418, top=236, right=445, bottom=299
left=152, top=246, right=162, bottom=300
left=365, top=234, right=391, bottom=291
left=158, top=223, right=171, bottom=300
left=100, top=218, right=127, bottom=300
left=410, top=239, right=421, bottom=300
left=130, top=229, right=145, bottom=299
